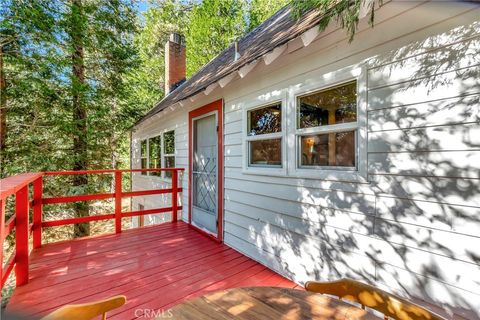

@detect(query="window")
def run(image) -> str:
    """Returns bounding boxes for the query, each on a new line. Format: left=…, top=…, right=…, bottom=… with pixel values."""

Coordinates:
left=296, top=81, right=357, bottom=169
left=140, top=130, right=175, bottom=178
left=149, top=136, right=161, bottom=176
left=246, top=103, right=282, bottom=167
left=163, top=130, right=175, bottom=178
left=140, top=140, right=148, bottom=175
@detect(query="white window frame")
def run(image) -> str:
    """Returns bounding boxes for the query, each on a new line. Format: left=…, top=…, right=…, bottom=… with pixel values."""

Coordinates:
left=140, top=139, right=148, bottom=175
left=162, top=130, right=176, bottom=180
left=139, top=130, right=176, bottom=181
left=147, top=135, right=162, bottom=177
left=287, top=65, right=367, bottom=182
left=242, top=91, right=287, bottom=176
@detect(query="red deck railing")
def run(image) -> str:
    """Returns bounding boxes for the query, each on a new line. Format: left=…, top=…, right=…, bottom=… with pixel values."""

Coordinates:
left=0, top=168, right=184, bottom=300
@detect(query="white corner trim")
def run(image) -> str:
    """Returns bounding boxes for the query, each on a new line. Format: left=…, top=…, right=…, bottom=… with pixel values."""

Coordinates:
left=263, top=44, right=287, bottom=65
left=204, top=82, right=218, bottom=95
left=238, top=60, right=259, bottom=78
left=301, top=26, right=320, bottom=47
left=218, top=73, right=237, bottom=88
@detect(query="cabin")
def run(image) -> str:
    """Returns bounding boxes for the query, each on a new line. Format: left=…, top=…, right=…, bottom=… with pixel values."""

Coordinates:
left=1, top=1, right=479, bottom=319
left=129, top=2, right=480, bottom=319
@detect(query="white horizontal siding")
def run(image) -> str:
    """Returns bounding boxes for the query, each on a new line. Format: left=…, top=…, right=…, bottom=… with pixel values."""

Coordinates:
left=368, top=94, right=480, bottom=132
left=224, top=209, right=480, bottom=294
left=375, top=196, right=480, bottom=236
left=368, top=122, right=480, bottom=152
left=367, top=65, right=480, bottom=110
left=131, top=2, right=480, bottom=318
left=368, top=150, right=480, bottom=179
left=368, top=35, right=480, bottom=89
left=220, top=3, right=480, bottom=319
left=131, top=110, right=189, bottom=223
left=225, top=178, right=376, bottom=215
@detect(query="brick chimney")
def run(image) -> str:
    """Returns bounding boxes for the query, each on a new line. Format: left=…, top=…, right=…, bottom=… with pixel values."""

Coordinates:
left=164, top=33, right=186, bottom=95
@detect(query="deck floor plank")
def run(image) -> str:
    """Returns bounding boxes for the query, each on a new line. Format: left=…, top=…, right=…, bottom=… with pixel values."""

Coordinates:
left=6, top=222, right=297, bottom=319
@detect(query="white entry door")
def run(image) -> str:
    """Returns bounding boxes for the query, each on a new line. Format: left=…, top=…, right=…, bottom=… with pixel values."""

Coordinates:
left=192, top=112, right=218, bottom=235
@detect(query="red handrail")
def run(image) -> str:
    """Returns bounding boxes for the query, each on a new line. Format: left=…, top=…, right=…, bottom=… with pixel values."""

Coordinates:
left=0, top=168, right=184, bottom=299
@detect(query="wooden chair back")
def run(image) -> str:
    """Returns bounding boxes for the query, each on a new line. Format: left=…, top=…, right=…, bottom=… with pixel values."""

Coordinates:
left=305, top=279, right=446, bottom=320
left=40, top=295, right=126, bottom=320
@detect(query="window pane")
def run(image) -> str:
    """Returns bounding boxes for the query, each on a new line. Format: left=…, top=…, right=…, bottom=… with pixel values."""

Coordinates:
left=249, top=139, right=282, bottom=167
left=248, top=103, right=281, bottom=136
left=149, top=136, right=161, bottom=176
left=164, top=131, right=175, bottom=154
left=164, top=156, right=175, bottom=178
left=300, top=131, right=355, bottom=167
left=141, top=140, right=147, bottom=175
left=298, top=81, right=357, bottom=129
left=141, top=158, right=148, bottom=170
left=141, top=140, right=147, bottom=157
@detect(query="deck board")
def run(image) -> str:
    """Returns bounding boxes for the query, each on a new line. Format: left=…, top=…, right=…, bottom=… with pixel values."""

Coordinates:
left=6, top=222, right=297, bottom=319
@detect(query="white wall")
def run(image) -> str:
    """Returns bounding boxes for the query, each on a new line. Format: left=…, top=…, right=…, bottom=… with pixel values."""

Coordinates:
left=131, top=109, right=188, bottom=225
left=132, top=2, right=480, bottom=318
left=131, top=84, right=224, bottom=225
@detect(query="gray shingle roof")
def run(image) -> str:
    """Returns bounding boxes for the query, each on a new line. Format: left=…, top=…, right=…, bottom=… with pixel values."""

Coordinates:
left=135, top=5, right=322, bottom=127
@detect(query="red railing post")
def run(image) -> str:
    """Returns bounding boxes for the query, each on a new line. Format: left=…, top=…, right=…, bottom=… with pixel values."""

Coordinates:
left=15, top=185, right=29, bottom=286
left=33, top=176, right=43, bottom=248
left=115, top=171, right=122, bottom=233
left=171, top=169, right=178, bottom=223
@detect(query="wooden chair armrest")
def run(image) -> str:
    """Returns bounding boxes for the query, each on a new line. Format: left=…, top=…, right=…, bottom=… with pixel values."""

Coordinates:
left=41, top=295, right=126, bottom=320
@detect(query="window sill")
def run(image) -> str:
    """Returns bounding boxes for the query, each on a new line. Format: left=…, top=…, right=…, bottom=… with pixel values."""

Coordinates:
left=242, top=166, right=287, bottom=177
left=290, top=168, right=368, bottom=183
left=240, top=166, right=368, bottom=183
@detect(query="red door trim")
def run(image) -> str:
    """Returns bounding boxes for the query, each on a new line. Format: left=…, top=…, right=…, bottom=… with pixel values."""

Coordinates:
left=188, top=99, right=223, bottom=242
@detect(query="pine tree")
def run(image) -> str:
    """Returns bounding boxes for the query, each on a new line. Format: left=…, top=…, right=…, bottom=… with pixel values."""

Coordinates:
left=0, top=0, right=138, bottom=237
left=186, top=0, right=246, bottom=77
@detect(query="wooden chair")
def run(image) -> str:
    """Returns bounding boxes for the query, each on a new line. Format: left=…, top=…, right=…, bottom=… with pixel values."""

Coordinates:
left=305, top=278, right=446, bottom=320
left=40, top=295, right=126, bottom=320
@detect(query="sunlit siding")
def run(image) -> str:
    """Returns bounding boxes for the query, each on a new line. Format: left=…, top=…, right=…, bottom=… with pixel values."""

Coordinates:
left=131, top=1, right=480, bottom=319
left=131, top=110, right=189, bottom=225
left=221, top=3, right=480, bottom=320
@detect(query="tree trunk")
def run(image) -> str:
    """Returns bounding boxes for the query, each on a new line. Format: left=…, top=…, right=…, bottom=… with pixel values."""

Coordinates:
left=0, top=45, right=7, bottom=177
left=70, top=0, right=89, bottom=237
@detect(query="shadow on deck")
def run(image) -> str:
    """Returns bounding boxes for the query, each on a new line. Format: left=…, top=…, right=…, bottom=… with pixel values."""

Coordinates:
left=6, top=222, right=298, bottom=319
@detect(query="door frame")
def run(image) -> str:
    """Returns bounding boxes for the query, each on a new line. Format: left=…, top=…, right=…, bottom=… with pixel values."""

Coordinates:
left=188, top=99, right=223, bottom=242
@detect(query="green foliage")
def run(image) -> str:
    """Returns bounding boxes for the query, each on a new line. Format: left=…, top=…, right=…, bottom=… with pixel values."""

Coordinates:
left=0, top=0, right=140, bottom=235
left=291, top=0, right=382, bottom=41
left=0, top=0, right=290, bottom=236
left=186, top=0, right=246, bottom=77
left=1, top=0, right=140, bottom=175
left=246, top=0, right=290, bottom=32
left=133, top=0, right=287, bottom=99
left=127, top=0, right=192, bottom=111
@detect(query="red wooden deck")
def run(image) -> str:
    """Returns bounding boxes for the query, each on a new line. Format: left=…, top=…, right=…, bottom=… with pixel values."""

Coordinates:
left=6, top=222, right=299, bottom=319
